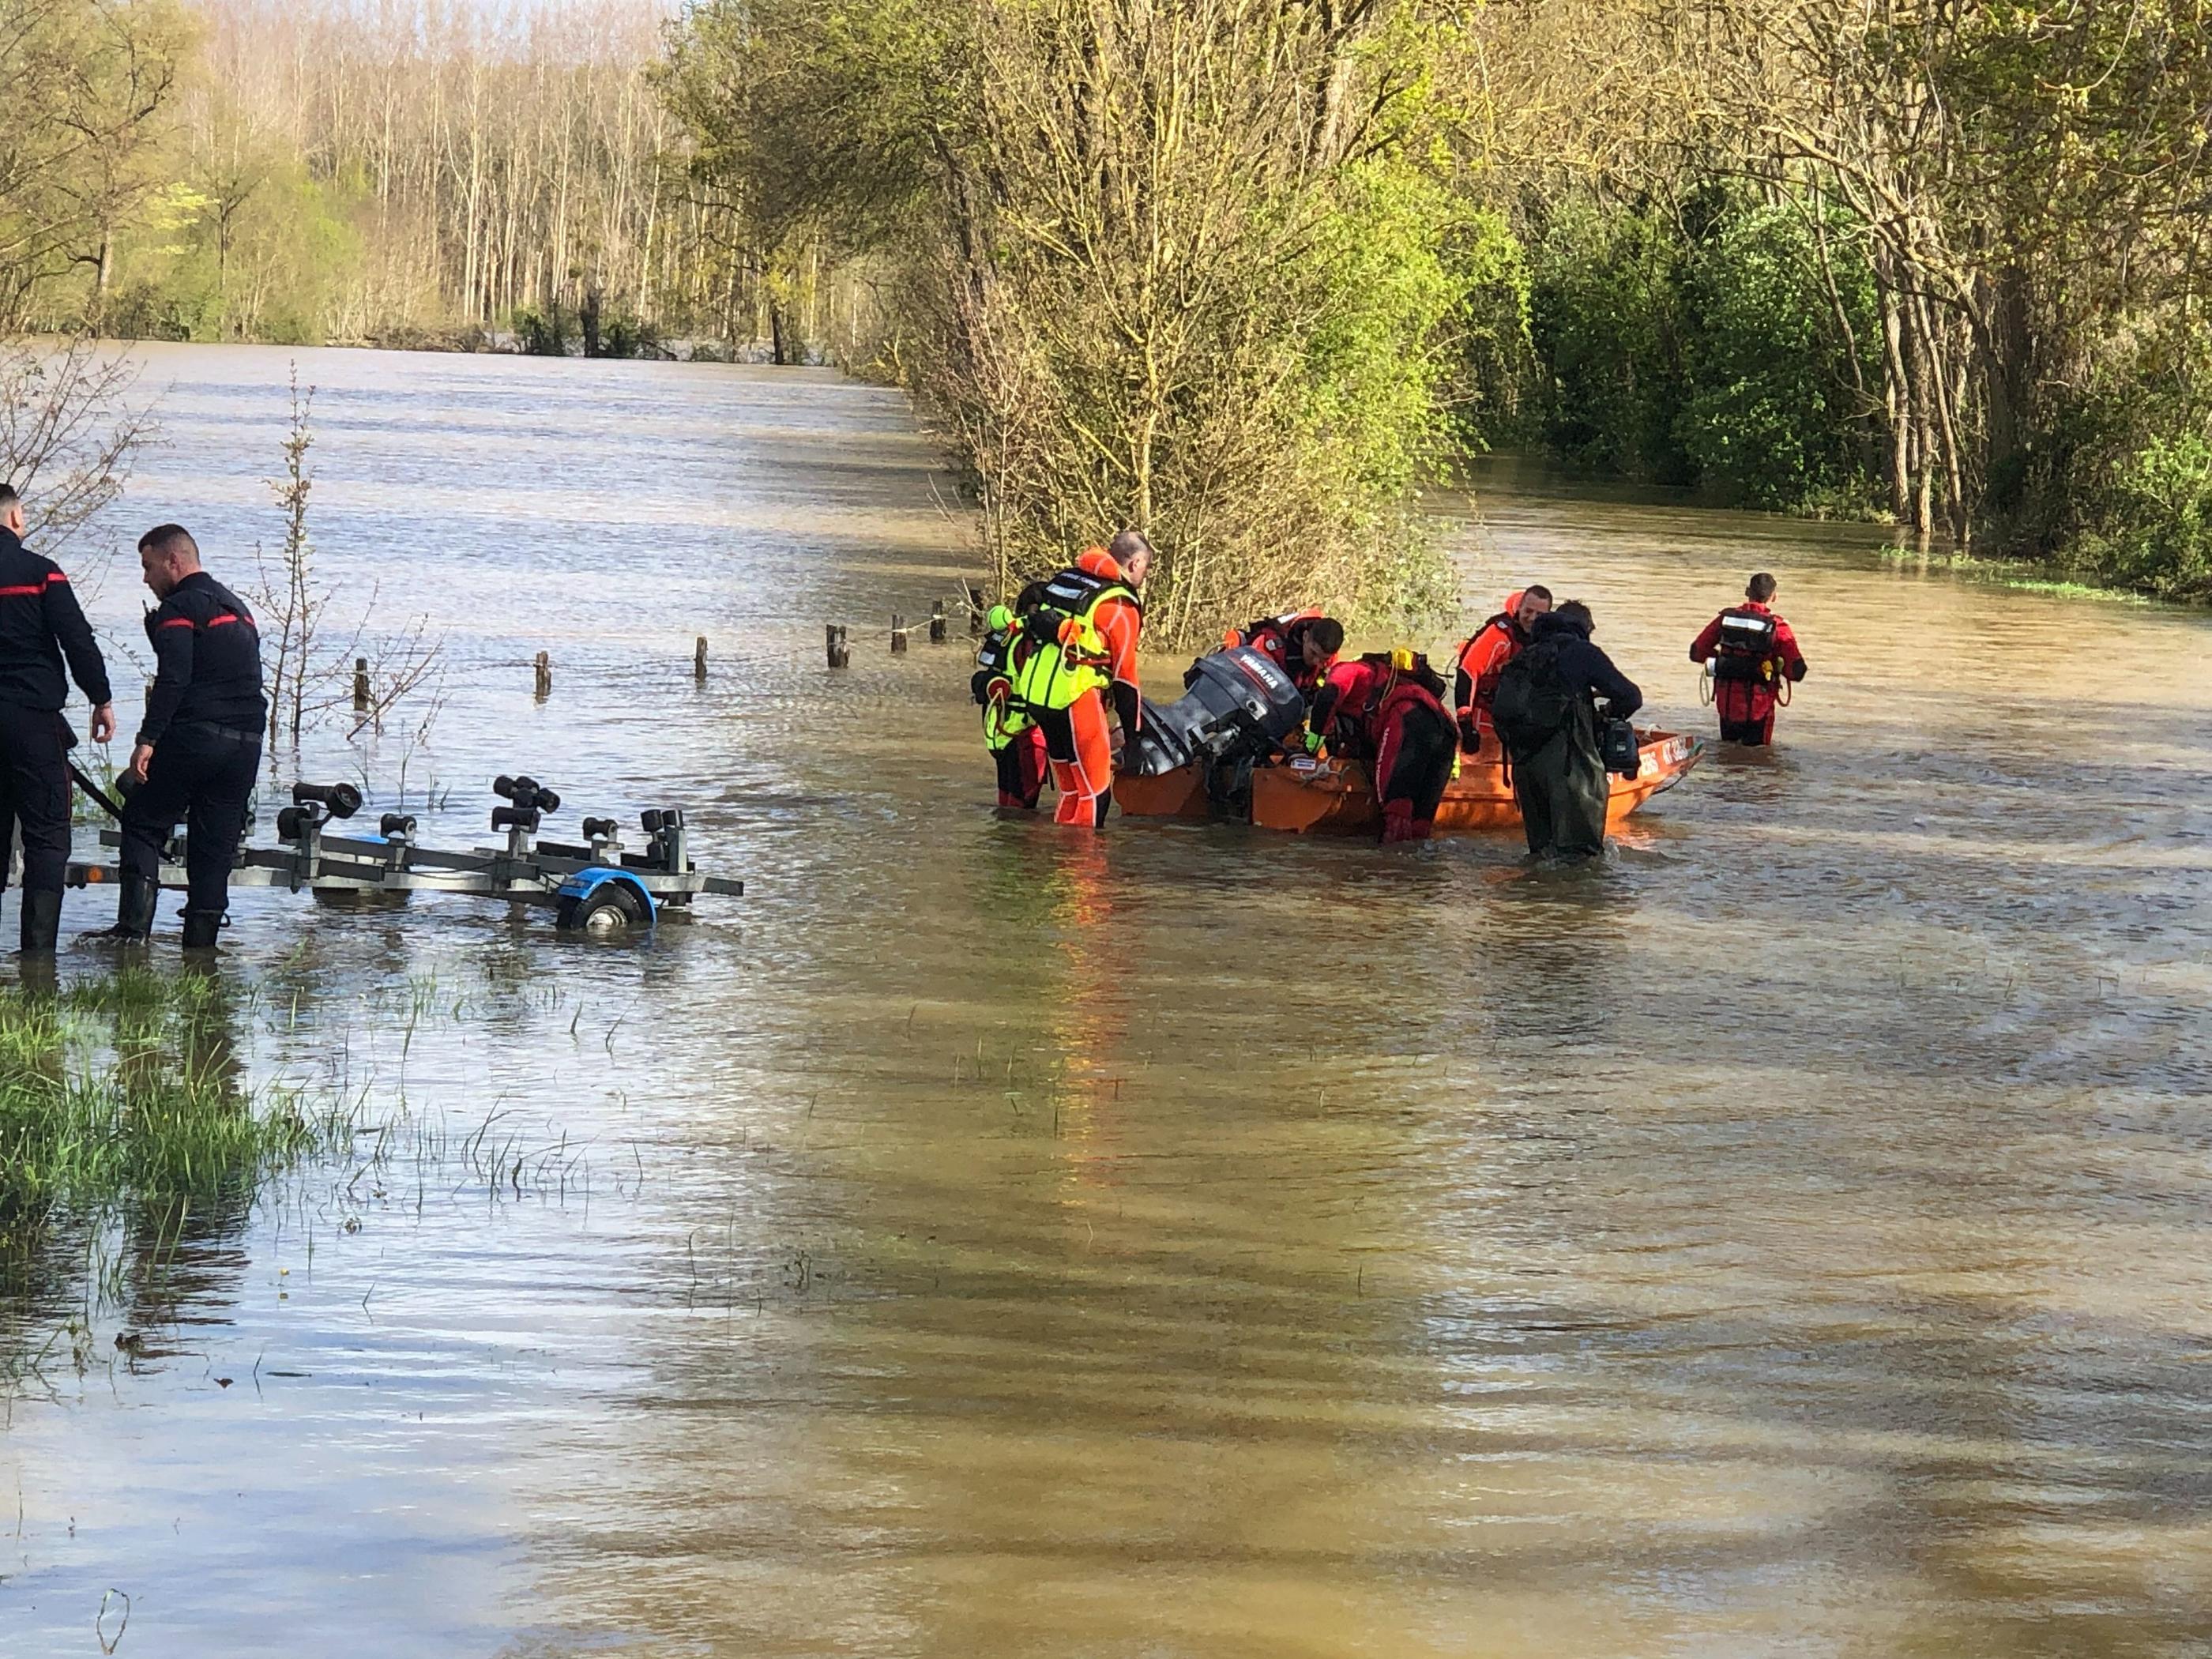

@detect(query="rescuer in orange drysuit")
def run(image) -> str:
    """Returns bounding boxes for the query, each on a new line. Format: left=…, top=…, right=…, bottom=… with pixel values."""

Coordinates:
left=1034, top=531, right=1149, bottom=828
left=1689, top=571, right=1808, bottom=747
left=1452, top=585, right=1552, bottom=754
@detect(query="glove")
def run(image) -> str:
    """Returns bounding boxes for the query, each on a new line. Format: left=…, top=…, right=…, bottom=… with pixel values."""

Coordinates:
left=1457, top=714, right=1481, bottom=753
left=1303, top=728, right=1326, bottom=756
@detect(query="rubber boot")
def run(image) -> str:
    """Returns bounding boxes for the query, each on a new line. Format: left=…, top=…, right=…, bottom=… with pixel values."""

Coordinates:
left=180, top=909, right=222, bottom=951
left=17, top=888, right=62, bottom=954
left=85, top=875, right=159, bottom=942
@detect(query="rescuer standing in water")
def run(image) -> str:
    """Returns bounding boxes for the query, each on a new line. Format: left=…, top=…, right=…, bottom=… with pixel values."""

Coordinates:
left=1452, top=585, right=1551, bottom=754
left=1014, top=530, right=1149, bottom=828
left=1690, top=572, right=1808, bottom=746
left=1492, top=600, right=1642, bottom=860
left=0, top=482, right=115, bottom=954
left=975, top=581, right=1051, bottom=811
left=94, top=525, right=267, bottom=948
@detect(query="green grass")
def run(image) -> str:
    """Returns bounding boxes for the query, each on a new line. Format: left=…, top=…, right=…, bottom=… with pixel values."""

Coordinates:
left=1878, top=545, right=2161, bottom=605
left=0, top=969, right=348, bottom=1260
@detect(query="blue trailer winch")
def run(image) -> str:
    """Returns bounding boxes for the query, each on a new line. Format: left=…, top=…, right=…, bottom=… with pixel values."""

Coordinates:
left=65, top=773, right=742, bottom=934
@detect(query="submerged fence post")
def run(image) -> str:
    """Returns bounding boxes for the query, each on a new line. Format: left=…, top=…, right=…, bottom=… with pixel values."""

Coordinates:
left=890, top=614, right=908, bottom=654
left=534, top=651, right=552, bottom=700
left=353, top=656, right=370, bottom=710
left=929, top=600, right=947, bottom=644
left=826, top=624, right=849, bottom=668
left=694, top=636, right=709, bottom=681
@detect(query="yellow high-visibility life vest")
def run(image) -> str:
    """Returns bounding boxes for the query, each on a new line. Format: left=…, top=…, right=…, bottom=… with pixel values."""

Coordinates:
left=1009, top=611, right=1111, bottom=713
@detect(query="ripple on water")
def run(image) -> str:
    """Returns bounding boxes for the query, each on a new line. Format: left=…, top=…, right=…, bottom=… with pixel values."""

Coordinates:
left=2, top=344, right=2210, bottom=1657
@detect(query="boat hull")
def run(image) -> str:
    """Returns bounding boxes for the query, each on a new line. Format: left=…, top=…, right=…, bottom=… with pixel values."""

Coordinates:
left=1115, top=731, right=1704, bottom=834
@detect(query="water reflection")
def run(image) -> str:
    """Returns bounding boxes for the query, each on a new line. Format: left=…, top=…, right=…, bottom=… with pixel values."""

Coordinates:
left=1, top=969, right=257, bottom=1371
left=2, top=345, right=2209, bottom=1657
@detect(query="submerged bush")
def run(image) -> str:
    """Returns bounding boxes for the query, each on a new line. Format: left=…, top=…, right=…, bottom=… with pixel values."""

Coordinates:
left=514, top=304, right=573, bottom=356
left=2066, top=431, right=2212, bottom=600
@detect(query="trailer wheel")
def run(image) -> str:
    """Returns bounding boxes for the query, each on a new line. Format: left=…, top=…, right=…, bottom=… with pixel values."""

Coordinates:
left=557, top=882, right=649, bottom=935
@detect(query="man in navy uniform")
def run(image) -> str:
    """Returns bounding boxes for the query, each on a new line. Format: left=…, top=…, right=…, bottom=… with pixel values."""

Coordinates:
left=0, top=482, right=115, bottom=953
left=96, top=524, right=266, bottom=948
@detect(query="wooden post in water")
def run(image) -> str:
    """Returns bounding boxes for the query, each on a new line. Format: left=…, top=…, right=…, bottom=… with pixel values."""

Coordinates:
left=353, top=656, right=370, bottom=710
left=534, top=651, right=551, bottom=700
left=890, top=614, right=908, bottom=654
left=826, top=624, right=849, bottom=668
left=694, top=636, right=709, bottom=680
left=928, top=600, right=947, bottom=644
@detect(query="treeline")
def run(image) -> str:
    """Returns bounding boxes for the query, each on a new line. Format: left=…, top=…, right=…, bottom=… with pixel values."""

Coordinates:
left=659, top=0, right=1484, bottom=640
left=660, top=0, right=2212, bottom=626
left=0, top=0, right=817, bottom=352
left=9, top=1, right=2210, bottom=618
left=1458, top=0, right=2212, bottom=601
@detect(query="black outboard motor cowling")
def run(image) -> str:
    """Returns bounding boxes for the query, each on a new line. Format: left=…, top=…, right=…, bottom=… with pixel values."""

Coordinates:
left=1123, top=646, right=1307, bottom=779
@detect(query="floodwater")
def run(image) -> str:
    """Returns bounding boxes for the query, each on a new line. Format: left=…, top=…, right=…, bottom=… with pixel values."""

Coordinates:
left=4, top=343, right=2212, bottom=1657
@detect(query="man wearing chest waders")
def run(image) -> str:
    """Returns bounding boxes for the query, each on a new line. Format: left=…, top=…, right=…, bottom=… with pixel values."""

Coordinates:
left=1012, top=529, right=1149, bottom=828
left=90, top=524, right=268, bottom=950
left=0, top=483, right=115, bottom=954
left=1490, top=600, right=1642, bottom=860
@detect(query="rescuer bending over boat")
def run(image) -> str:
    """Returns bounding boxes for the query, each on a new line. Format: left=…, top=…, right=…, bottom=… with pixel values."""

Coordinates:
left=1307, top=648, right=1458, bottom=843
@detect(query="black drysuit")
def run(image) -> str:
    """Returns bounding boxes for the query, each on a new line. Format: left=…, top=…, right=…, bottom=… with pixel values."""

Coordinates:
left=0, top=527, right=111, bottom=897
left=1504, top=612, right=1642, bottom=860
left=122, top=572, right=268, bottom=919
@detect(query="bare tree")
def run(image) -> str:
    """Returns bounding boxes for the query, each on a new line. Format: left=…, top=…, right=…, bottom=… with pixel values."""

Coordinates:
left=250, top=364, right=443, bottom=758
left=0, top=333, right=149, bottom=554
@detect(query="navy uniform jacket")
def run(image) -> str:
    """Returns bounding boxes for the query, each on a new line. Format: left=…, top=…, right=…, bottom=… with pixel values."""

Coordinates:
left=0, top=527, right=111, bottom=712
left=138, top=571, right=269, bottom=747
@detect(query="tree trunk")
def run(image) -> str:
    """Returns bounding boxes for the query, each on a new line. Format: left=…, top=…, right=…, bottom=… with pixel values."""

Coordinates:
left=1880, top=286, right=1912, bottom=523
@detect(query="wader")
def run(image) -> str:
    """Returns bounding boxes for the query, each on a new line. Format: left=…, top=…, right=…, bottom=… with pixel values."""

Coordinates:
left=1510, top=699, right=1609, bottom=858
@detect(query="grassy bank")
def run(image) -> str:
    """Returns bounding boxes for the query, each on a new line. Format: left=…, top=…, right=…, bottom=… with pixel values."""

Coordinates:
left=1878, top=545, right=2166, bottom=608
left=0, top=970, right=347, bottom=1266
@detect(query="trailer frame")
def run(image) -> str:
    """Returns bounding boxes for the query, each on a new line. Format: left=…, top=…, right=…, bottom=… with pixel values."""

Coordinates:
left=64, top=780, right=742, bottom=932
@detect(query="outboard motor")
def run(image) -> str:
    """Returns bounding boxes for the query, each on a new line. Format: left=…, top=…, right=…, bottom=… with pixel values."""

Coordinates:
left=1123, top=646, right=1309, bottom=814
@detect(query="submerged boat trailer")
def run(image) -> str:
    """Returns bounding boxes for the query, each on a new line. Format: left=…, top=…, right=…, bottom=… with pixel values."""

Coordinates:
left=65, top=773, right=743, bottom=934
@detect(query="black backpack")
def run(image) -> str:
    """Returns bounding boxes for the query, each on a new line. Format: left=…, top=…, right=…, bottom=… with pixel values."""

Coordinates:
left=1711, top=608, right=1779, bottom=682
left=1490, top=638, right=1581, bottom=758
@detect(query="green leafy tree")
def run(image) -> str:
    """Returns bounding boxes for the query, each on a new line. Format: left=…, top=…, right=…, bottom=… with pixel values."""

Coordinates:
left=661, top=0, right=1471, bottom=645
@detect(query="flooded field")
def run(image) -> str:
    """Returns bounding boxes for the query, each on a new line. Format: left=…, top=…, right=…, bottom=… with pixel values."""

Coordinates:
left=4, top=344, right=2211, bottom=1657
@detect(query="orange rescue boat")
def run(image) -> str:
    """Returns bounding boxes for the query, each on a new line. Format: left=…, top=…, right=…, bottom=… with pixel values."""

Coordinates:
left=1114, top=729, right=1704, bottom=833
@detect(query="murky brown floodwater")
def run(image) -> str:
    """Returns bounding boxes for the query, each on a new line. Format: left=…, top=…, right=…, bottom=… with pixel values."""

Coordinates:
left=3, top=344, right=2210, bottom=1657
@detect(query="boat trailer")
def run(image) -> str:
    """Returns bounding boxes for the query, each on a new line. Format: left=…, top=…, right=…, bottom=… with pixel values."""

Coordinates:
left=65, top=773, right=743, bottom=933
